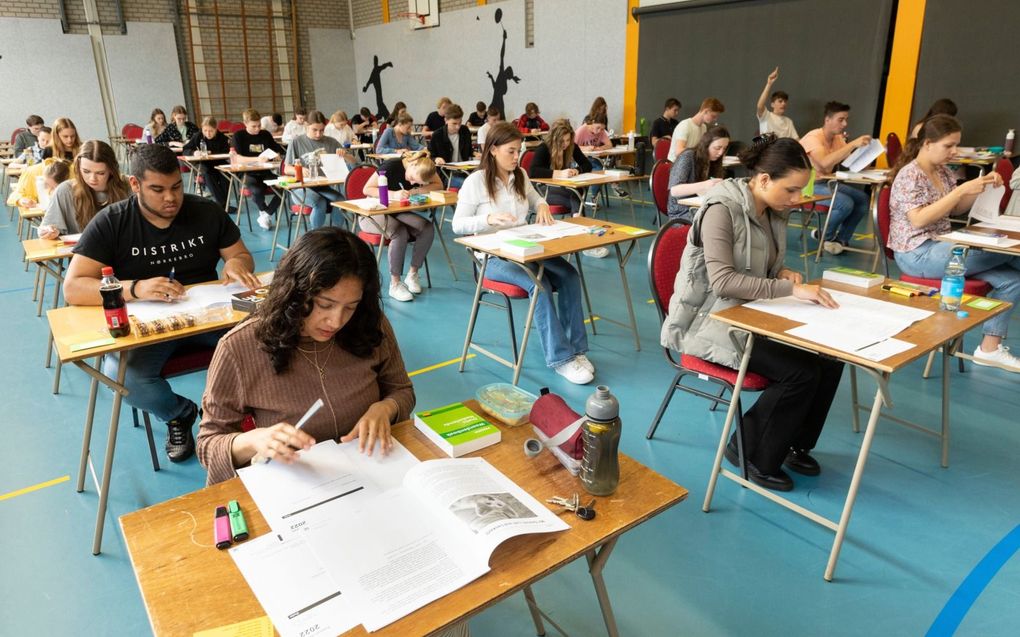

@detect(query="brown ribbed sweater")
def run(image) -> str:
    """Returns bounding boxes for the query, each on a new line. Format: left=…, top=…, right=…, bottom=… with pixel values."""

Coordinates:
left=196, top=316, right=415, bottom=485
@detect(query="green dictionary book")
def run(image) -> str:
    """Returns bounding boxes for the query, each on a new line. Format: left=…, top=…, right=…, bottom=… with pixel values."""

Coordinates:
left=414, top=402, right=501, bottom=457
left=822, top=266, right=884, bottom=288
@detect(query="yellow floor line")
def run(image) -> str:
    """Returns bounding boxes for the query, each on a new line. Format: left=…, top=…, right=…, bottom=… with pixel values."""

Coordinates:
left=409, top=354, right=474, bottom=377
left=0, top=475, right=69, bottom=502
left=583, top=315, right=602, bottom=325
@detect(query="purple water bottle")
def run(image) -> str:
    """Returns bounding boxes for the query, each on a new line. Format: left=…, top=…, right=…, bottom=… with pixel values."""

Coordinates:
left=378, top=169, right=389, bottom=207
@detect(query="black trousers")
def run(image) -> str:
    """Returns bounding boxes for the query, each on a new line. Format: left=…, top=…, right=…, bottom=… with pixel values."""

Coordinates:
left=546, top=186, right=581, bottom=214
left=243, top=170, right=279, bottom=213
left=199, top=163, right=229, bottom=208
left=737, top=338, right=844, bottom=474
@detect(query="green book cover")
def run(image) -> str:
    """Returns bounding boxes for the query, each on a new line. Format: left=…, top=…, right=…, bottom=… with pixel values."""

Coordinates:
left=505, top=239, right=540, bottom=248
left=828, top=266, right=882, bottom=279
left=414, top=402, right=501, bottom=457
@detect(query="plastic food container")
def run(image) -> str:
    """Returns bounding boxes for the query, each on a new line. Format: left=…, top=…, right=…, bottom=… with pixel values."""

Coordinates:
left=475, top=383, right=538, bottom=427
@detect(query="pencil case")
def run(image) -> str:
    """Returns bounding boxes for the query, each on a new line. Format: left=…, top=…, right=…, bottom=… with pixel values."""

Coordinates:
left=529, top=388, right=584, bottom=475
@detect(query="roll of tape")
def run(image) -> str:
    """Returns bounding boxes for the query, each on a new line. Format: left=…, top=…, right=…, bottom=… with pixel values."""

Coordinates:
left=524, top=438, right=543, bottom=458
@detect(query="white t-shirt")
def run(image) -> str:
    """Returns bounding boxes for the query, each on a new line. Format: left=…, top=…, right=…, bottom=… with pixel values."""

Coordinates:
left=452, top=170, right=546, bottom=236
left=281, top=120, right=306, bottom=144
left=758, top=111, right=799, bottom=140
left=477, top=122, right=492, bottom=147
left=260, top=116, right=278, bottom=134
left=667, top=118, right=706, bottom=161
left=324, top=123, right=355, bottom=145
left=449, top=132, right=461, bottom=162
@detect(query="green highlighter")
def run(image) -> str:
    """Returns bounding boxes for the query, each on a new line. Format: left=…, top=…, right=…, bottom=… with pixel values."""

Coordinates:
left=227, top=500, right=249, bottom=542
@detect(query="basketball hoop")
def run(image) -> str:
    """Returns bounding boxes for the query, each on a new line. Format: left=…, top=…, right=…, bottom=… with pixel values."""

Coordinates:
left=395, top=12, right=426, bottom=29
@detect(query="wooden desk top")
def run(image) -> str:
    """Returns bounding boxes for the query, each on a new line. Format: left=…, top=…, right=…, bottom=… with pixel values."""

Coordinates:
left=19, top=206, right=44, bottom=220
left=119, top=402, right=687, bottom=637
left=266, top=176, right=347, bottom=190
left=332, top=193, right=458, bottom=216
left=937, top=225, right=1020, bottom=256
left=712, top=279, right=1010, bottom=373
left=676, top=193, right=830, bottom=209
left=365, top=152, right=403, bottom=161
left=532, top=170, right=647, bottom=189
left=582, top=146, right=635, bottom=158
left=455, top=217, right=654, bottom=264
left=215, top=162, right=280, bottom=174
left=22, top=238, right=73, bottom=262
left=181, top=153, right=231, bottom=162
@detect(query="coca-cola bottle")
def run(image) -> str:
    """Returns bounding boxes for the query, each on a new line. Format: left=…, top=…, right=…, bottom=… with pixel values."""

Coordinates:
left=100, top=267, right=131, bottom=338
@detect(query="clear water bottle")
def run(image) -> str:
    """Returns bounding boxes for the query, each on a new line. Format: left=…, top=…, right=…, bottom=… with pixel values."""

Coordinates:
left=939, top=246, right=966, bottom=311
left=199, top=139, right=207, bottom=156
left=580, top=386, right=622, bottom=496
left=627, top=130, right=635, bottom=151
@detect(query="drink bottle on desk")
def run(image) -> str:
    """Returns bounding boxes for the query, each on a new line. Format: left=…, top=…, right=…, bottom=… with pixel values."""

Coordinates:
left=939, top=246, right=966, bottom=311
left=294, top=158, right=303, bottom=183
left=580, top=386, right=621, bottom=496
left=1005, top=129, right=1015, bottom=157
left=100, top=267, right=131, bottom=338
left=378, top=170, right=389, bottom=206
left=229, top=148, right=238, bottom=167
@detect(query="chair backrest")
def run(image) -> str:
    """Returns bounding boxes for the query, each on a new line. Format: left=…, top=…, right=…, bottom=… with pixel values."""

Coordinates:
left=651, top=159, right=673, bottom=217
left=995, top=158, right=1014, bottom=212
left=519, top=148, right=535, bottom=174
left=10, top=127, right=26, bottom=145
left=886, top=132, right=902, bottom=166
left=874, top=185, right=894, bottom=263
left=647, top=218, right=690, bottom=321
left=653, top=137, right=671, bottom=162
left=229, top=121, right=246, bottom=134
left=344, top=163, right=377, bottom=200
left=217, top=120, right=233, bottom=132
left=121, top=123, right=143, bottom=140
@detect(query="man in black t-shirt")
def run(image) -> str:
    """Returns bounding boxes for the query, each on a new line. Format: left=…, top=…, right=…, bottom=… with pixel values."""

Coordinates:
left=64, top=144, right=259, bottom=462
left=650, top=97, right=682, bottom=147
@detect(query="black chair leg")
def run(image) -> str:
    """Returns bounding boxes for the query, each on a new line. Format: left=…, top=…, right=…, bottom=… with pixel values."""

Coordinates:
left=142, top=412, right=160, bottom=472
left=132, top=407, right=139, bottom=428
left=423, top=256, right=432, bottom=288
left=708, top=386, right=727, bottom=412
left=503, top=294, right=519, bottom=365
left=646, top=370, right=684, bottom=439
left=734, top=401, right=748, bottom=481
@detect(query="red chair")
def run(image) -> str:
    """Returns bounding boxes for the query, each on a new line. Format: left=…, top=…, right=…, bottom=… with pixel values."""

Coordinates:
left=229, top=122, right=246, bottom=134
left=130, top=344, right=216, bottom=471
left=217, top=120, right=233, bottom=133
left=10, top=127, right=25, bottom=145
left=121, top=123, right=143, bottom=140
left=519, top=148, right=535, bottom=174
left=645, top=219, right=770, bottom=477
left=650, top=159, right=673, bottom=224
left=548, top=205, right=571, bottom=216
left=653, top=137, right=672, bottom=162
left=462, top=256, right=530, bottom=370
left=886, top=132, right=902, bottom=166
left=995, top=158, right=1014, bottom=212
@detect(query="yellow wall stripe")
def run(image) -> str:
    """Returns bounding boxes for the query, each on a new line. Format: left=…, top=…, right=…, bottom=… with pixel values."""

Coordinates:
left=477, top=0, right=487, bottom=5
left=622, top=0, right=640, bottom=133
left=0, top=475, right=69, bottom=502
left=409, top=354, right=475, bottom=377
left=877, top=0, right=927, bottom=167
left=381, top=0, right=390, bottom=24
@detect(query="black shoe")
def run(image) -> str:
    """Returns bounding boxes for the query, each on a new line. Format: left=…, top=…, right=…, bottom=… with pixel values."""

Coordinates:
left=784, top=448, right=821, bottom=476
left=165, top=401, right=198, bottom=463
left=724, top=442, right=794, bottom=492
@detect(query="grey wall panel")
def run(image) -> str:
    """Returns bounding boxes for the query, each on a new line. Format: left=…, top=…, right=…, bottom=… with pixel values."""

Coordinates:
left=636, top=0, right=893, bottom=145
left=912, top=0, right=1020, bottom=146
left=309, top=28, right=359, bottom=116
left=105, top=22, right=187, bottom=132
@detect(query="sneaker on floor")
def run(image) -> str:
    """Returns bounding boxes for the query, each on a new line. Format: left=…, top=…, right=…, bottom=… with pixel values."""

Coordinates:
left=810, top=228, right=822, bottom=242
left=583, top=246, right=610, bottom=259
left=573, top=354, right=595, bottom=374
left=822, top=240, right=844, bottom=255
left=553, top=359, right=594, bottom=385
left=257, top=210, right=273, bottom=230
left=165, top=401, right=198, bottom=463
left=972, top=344, right=1020, bottom=371
left=611, top=185, right=630, bottom=198
left=389, top=281, right=414, bottom=302
left=404, top=271, right=422, bottom=294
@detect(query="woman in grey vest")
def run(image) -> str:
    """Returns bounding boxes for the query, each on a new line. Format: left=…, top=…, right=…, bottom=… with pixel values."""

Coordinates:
left=661, top=135, right=843, bottom=492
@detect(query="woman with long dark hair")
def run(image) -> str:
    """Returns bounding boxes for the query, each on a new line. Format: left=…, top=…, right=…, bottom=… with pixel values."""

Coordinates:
left=667, top=125, right=731, bottom=222
left=909, top=98, right=957, bottom=139
left=197, top=227, right=415, bottom=484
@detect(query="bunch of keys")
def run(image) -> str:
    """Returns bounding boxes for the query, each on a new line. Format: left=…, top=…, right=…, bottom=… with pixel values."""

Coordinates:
left=547, top=493, right=597, bottom=521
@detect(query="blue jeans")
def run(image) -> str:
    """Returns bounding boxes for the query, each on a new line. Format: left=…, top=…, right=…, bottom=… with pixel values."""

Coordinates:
left=292, top=186, right=343, bottom=229
left=101, top=330, right=227, bottom=423
left=895, top=240, right=1020, bottom=337
left=484, top=256, right=588, bottom=367
left=813, top=182, right=869, bottom=244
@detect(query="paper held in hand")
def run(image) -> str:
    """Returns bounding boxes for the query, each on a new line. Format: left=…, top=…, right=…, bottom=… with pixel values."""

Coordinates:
left=968, top=185, right=1020, bottom=230
left=842, top=138, right=885, bottom=173
left=318, top=153, right=349, bottom=181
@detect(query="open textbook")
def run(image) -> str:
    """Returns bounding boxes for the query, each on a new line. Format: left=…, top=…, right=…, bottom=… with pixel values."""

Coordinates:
left=237, top=440, right=568, bottom=633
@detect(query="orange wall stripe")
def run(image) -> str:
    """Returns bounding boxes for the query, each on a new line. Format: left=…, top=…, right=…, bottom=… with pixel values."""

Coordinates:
left=622, top=0, right=640, bottom=133
left=877, top=0, right=926, bottom=166
left=381, top=0, right=390, bottom=23
left=477, top=0, right=487, bottom=5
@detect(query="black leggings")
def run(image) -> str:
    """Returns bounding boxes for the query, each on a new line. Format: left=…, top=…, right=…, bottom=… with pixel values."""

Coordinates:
left=243, top=171, right=279, bottom=213
left=199, top=163, right=229, bottom=208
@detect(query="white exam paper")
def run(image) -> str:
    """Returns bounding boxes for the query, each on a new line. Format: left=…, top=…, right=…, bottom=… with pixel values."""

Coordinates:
left=842, top=139, right=885, bottom=172
left=126, top=273, right=273, bottom=322
left=258, top=148, right=280, bottom=161
left=969, top=185, right=1008, bottom=225
left=319, top=154, right=349, bottom=181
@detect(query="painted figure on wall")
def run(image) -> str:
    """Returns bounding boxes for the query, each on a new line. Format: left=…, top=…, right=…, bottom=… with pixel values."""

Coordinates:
left=363, top=55, right=394, bottom=119
left=486, top=8, right=519, bottom=120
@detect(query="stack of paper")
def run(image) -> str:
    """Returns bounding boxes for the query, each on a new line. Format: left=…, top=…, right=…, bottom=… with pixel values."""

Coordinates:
left=127, top=274, right=273, bottom=322
left=345, top=197, right=387, bottom=211
left=460, top=221, right=589, bottom=252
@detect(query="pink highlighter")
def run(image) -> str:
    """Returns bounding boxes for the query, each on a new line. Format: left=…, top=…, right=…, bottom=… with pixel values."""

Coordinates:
left=214, top=506, right=232, bottom=549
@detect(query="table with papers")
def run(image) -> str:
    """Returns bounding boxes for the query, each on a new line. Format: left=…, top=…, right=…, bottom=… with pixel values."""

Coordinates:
left=704, top=279, right=1010, bottom=581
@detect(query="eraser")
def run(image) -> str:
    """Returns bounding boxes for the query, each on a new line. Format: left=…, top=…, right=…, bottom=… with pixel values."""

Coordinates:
left=956, top=310, right=969, bottom=318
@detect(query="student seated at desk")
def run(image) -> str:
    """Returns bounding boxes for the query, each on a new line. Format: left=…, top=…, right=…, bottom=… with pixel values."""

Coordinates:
left=528, top=118, right=593, bottom=216
left=454, top=122, right=595, bottom=385
left=281, top=107, right=308, bottom=144
left=424, top=97, right=452, bottom=133
left=155, top=104, right=199, bottom=145
left=650, top=98, right=681, bottom=147
left=667, top=126, right=730, bottom=222
left=63, top=144, right=258, bottom=462
left=283, top=110, right=344, bottom=230
left=14, top=114, right=44, bottom=158
left=232, top=108, right=284, bottom=231
left=39, top=140, right=129, bottom=239
left=661, top=135, right=843, bottom=491
left=574, top=114, right=613, bottom=152
left=324, top=110, right=356, bottom=146
left=910, top=98, right=957, bottom=139
left=182, top=116, right=231, bottom=207
left=428, top=103, right=473, bottom=166
left=13, top=124, right=50, bottom=167
left=260, top=112, right=283, bottom=135
left=668, top=98, right=724, bottom=161
left=583, top=96, right=608, bottom=126
left=476, top=106, right=502, bottom=147
left=145, top=108, right=168, bottom=142
left=351, top=107, right=376, bottom=142
left=515, top=102, right=550, bottom=133
left=468, top=101, right=487, bottom=127
left=361, top=151, right=442, bottom=302
left=42, top=117, right=81, bottom=161
left=889, top=115, right=1020, bottom=370
left=8, top=157, right=69, bottom=211
left=756, top=67, right=798, bottom=140
left=377, top=112, right=424, bottom=154
left=385, top=101, right=408, bottom=126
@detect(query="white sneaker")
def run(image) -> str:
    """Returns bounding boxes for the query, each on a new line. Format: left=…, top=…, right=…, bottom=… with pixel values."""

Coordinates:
left=573, top=354, right=595, bottom=374
left=404, top=271, right=422, bottom=294
left=972, top=344, right=1020, bottom=371
left=822, top=240, right=844, bottom=255
left=583, top=246, right=610, bottom=259
left=388, top=281, right=414, bottom=302
left=553, top=359, right=594, bottom=385
left=257, top=210, right=273, bottom=230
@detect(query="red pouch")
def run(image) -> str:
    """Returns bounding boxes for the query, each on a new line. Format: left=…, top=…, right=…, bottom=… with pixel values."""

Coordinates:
left=529, top=388, right=584, bottom=460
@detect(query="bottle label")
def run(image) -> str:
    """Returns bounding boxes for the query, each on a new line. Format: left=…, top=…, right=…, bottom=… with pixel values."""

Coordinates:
left=940, top=277, right=964, bottom=301
left=104, top=306, right=129, bottom=329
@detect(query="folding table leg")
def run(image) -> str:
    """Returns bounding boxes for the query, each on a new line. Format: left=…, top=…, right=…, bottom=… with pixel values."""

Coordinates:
left=586, top=538, right=621, bottom=637
left=703, top=334, right=755, bottom=512
left=92, top=355, right=130, bottom=555
left=459, top=256, right=489, bottom=372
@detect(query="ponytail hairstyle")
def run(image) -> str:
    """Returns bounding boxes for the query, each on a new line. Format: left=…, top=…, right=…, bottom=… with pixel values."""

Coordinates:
left=400, top=149, right=437, bottom=182
left=545, top=119, right=575, bottom=171
left=891, top=114, right=962, bottom=181
left=480, top=122, right=526, bottom=202
left=693, top=126, right=731, bottom=181
left=71, top=140, right=130, bottom=231
left=738, top=133, right=810, bottom=179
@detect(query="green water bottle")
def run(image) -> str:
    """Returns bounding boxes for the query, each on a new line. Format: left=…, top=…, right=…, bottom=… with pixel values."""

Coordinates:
left=802, top=167, right=816, bottom=197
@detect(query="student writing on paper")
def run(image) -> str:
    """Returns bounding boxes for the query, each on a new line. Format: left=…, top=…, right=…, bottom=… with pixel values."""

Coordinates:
left=376, top=112, right=424, bottom=154
left=650, top=97, right=681, bottom=147
left=756, top=67, right=798, bottom=140
left=469, top=100, right=488, bottom=127
left=668, top=97, right=724, bottom=161
left=428, top=103, right=474, bottom=167
left=424, top=96, right=452, bottom=133
left=583, top=96, right=608, bottom=126
left=667, top=126, right=730, bottom=222
left=13, top=114, right=44, bottom=158
left=528, top=118, right=593, bottom=215
left=909, top=98, right=957, bottom=140
left=260, top=112, right=283, bottom=135
left=39, top=141, right=130, bottom=239
left=351, top=106, right=376, bottom=143
left=42, top=117, right=81, bottom=161
left=197, top=227, right=415, bottom=484
left=661, top=137, right=843, bottom=492
left=360, top=151, right=442, bottom=302
left=6, top=127, right=56, bottom=208
left=63, top=144, right=259, bottom=463
left=20, top=124, right=50, bottom=164
left=574, top=113, right=614, bottom=152
left=324, top=109, right=356, bottom=146
left=453, top=122, right=595, bottom=385
left=182, top=116, right=231, bottom=208
left=281, top=107, right=308, bottom=144
left=889, top=115, right=1020, bottom=371
left=144, top=108, right=168, bottom=142
left=9, top=156, right=68, bottom=211
left=476, top=105, right=503, bottom=147
left=385, top=101, right=407, bottom=126
left=799, top=101, right=871, bottom=254
left=231, top=108, right=284, bottom=231
left=283, top=110, right=344, bottom=230
left=154, top=105, right=199, bottom=145
left=515, top=102, right=550, bottom=133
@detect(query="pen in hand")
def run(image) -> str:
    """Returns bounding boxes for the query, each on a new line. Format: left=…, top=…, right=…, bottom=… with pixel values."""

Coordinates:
left=259, top=398, right=323, bottom=465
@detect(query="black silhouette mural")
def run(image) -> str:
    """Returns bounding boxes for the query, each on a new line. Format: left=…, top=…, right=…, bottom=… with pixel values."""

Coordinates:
left=363, top=55, right=393, bottom=119
left=485, top=8, right=519, bottom=119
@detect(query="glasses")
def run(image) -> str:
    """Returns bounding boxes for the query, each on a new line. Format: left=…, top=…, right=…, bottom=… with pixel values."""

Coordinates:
left=751, top=132, right=777, bottom=148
